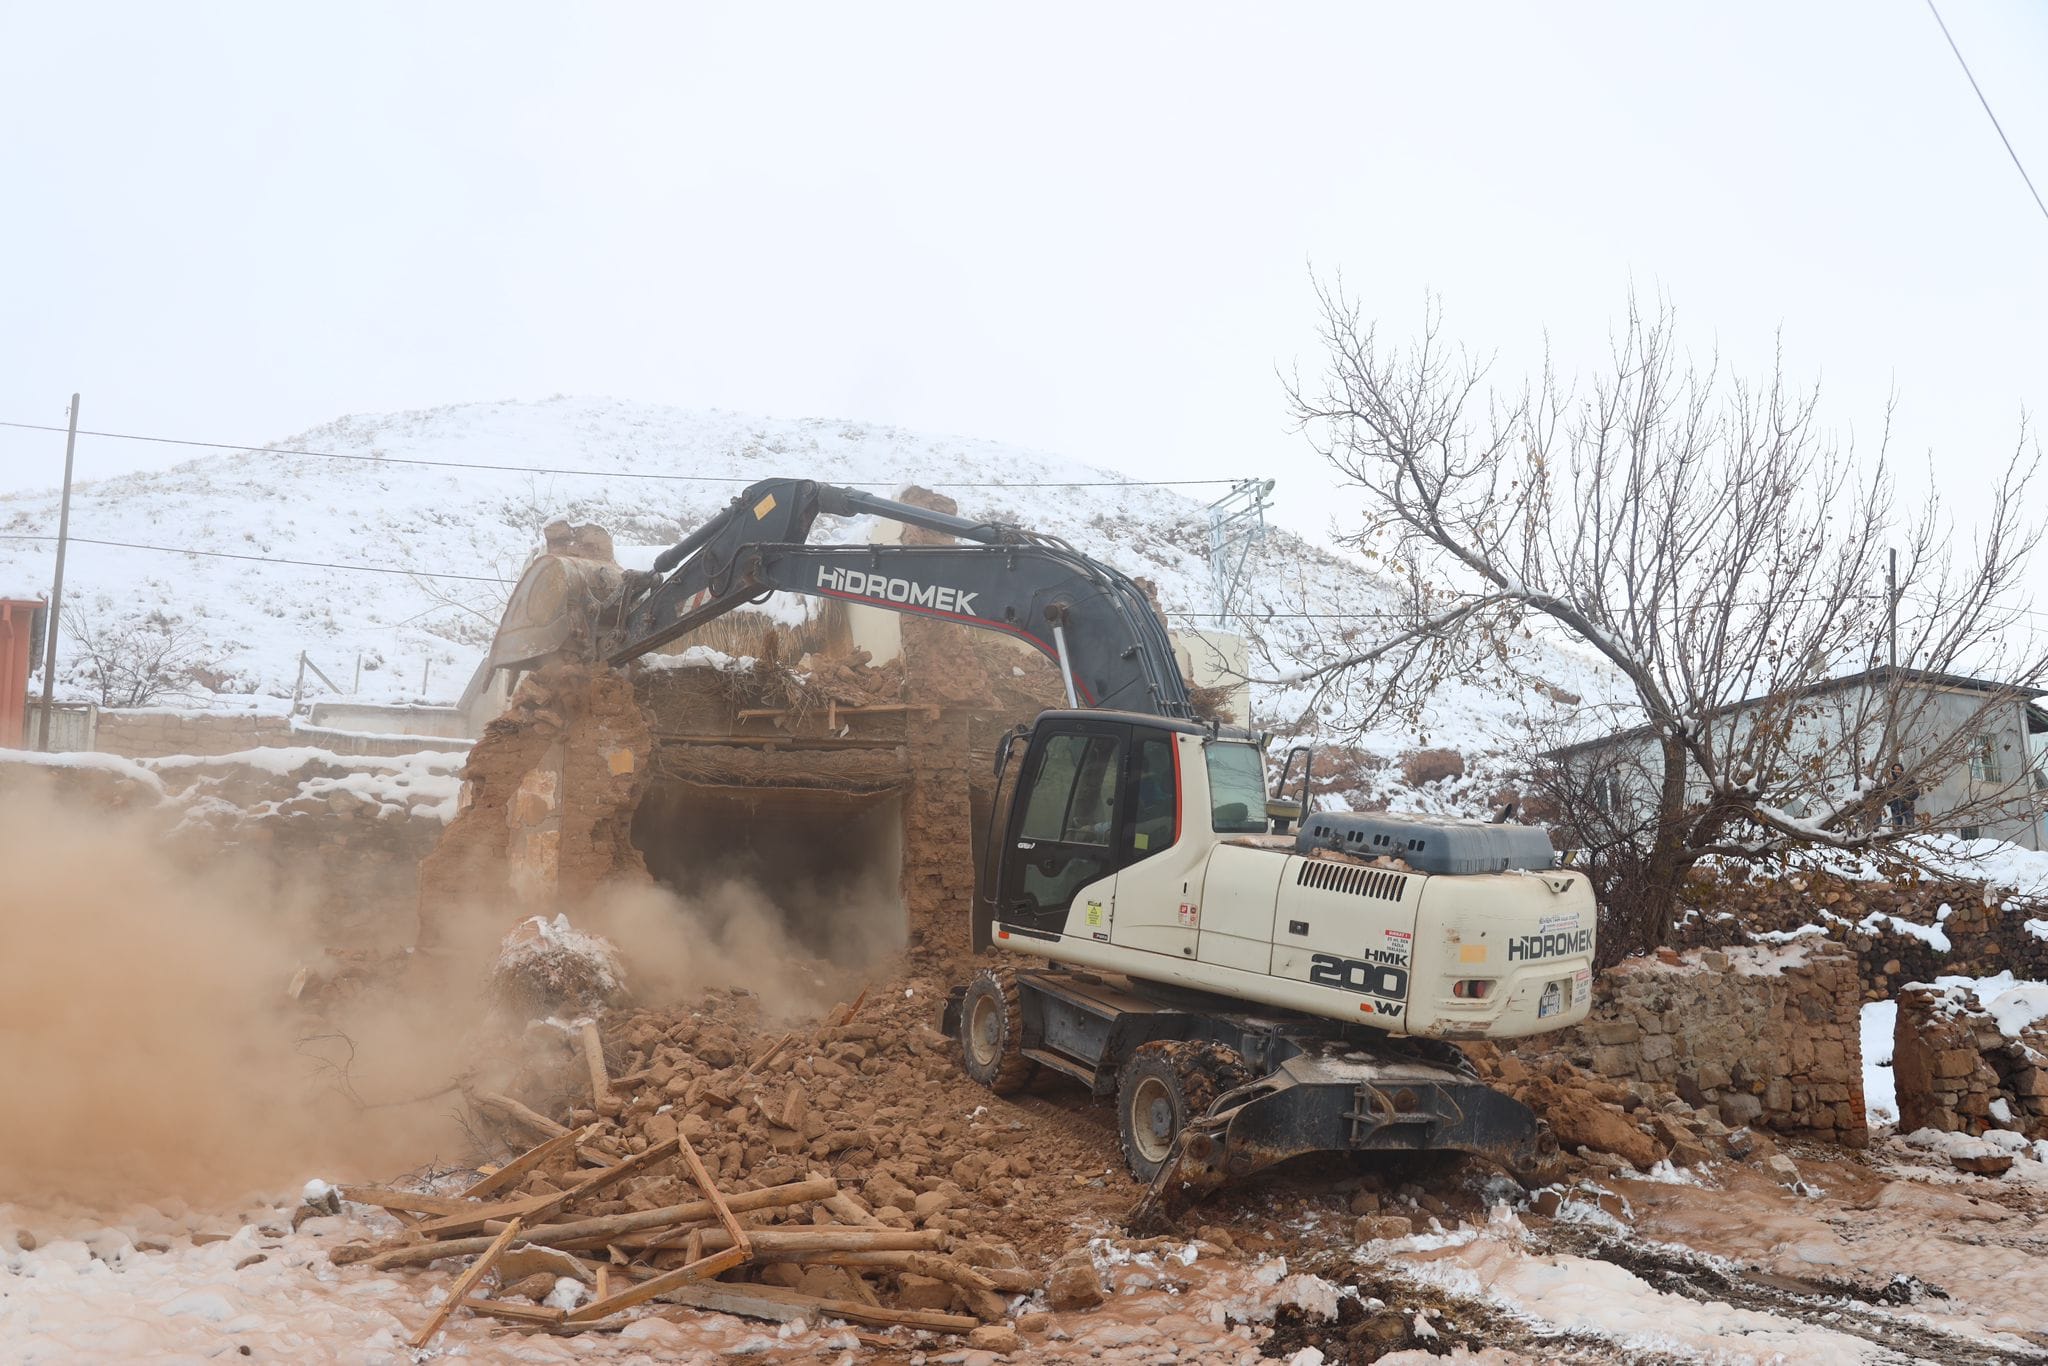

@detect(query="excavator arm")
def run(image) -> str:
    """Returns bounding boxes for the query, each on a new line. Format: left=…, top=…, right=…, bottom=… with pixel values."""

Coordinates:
left=487, top=477, right=1195, bottom=719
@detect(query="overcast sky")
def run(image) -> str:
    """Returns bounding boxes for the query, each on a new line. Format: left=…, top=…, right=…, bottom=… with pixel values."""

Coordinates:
left=3, top=1, right=2044, bottom=597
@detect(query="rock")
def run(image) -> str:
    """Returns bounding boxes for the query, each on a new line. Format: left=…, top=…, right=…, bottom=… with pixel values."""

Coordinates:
left=912, top=1189, right=952, bottom=1221
left=1766, top=1154, right=1801, bottom=1184
left=1045, top=1252, right=1106, bottom=1311
left=967, top=1324, right=1021, bottom=1354
left=1952, top=1151, right=2015, bottom=1177
left=1015, top=1311, right=1051, bottom=1335
left=1529, top=1189, right=1564, bottom=1219
left=134, top=1239, right=170, bottom=1254
left=1718, top=1093, right=1764, bottom=1127
left=1354, top=1214, right=1414, bottom=1242
left=13, top=1230, right=36, bottom=1252
left=234, top=1253, right=268, bottom=1270
left=863, top=1172, right=919, bottom=1212
left=1348, top=1188, right=1382, bottom=1216
left=896, top=1273, right=960, bottom=1311
left=191, top=1232, right=233, bottom=1246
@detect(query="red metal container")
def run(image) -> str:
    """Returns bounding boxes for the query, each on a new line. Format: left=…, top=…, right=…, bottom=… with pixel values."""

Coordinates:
left=0, top=598, right=45, bottom=749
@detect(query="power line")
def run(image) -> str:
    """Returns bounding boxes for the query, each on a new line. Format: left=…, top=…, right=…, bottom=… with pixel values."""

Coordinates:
left=0, top=532, right=516, bottom=584
left=1924, top=0, right=2048, bottom=228
left=0, top=419, right=1245, bottom=490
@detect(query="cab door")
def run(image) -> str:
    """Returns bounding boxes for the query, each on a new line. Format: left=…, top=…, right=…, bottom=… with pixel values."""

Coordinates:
left=996, top=721, right=1128, bottom=938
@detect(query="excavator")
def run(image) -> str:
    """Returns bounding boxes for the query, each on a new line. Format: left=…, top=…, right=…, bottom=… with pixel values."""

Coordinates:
left=485, top=477, right=1596, bottom=1223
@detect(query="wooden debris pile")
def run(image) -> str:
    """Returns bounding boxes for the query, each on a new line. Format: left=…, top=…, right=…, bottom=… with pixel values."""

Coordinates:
left=328, top=993, right=1042, bottom=1349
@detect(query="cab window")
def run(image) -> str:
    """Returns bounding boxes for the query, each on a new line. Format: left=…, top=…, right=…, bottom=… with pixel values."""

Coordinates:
left=1127, top=734, right=1177, bottom=859
left=1206, top=742, right=1269, bottom=833
left=1020, top=732, right=1121, bottom=847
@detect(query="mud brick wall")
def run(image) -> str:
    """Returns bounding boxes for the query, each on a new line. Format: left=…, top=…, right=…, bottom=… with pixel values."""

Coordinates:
left=1559, top=941, right=1868, bottom=1147
left=93, top=709, right=294, bottom=757
left=91, top=708, right=467, bottom=760
left=0, top=749, right=458, bottom=949
left=1894, top=984, right=2048, bottom=1139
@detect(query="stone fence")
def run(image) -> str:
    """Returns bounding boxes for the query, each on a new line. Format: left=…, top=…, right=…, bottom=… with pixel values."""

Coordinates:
left=1537, top=940, right=1868, bottom=1148
left=1894, top=982, right=2048, bottom=1141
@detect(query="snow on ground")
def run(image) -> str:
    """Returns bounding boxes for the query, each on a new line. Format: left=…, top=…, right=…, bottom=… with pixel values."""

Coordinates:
left=1861, top=999, right=1898, bottom=1127
left=1373, top=1210, right=1882, bottom=1363
left=0, top=398, right=1617, bottom=775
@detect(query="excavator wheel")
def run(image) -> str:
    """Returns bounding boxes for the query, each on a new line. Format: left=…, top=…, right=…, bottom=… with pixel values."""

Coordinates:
left=958, top=968, right=1034, bottom=1095
left=1116, top=1040, right=1251, bottom=1183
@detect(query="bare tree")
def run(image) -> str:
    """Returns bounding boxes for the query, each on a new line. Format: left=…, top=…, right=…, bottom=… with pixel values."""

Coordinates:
left=62, top=605, right=216, bottom=708
left=1284, top=285, right=2046, bottom=961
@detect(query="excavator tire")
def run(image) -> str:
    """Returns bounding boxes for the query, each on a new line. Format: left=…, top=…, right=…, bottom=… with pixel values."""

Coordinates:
left=958, top=968, right=1034, bottom=1095
left=1116, top=1040, right=1252, bottom=1183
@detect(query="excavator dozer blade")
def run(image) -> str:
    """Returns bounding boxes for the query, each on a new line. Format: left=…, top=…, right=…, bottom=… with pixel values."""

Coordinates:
left=1127, top=1050, right=1557, bottom=1234
left=484, top=524, right=630, bottom=674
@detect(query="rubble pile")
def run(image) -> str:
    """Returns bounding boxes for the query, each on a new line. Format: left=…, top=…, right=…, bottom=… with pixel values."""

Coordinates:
left=1467, top=1043, right=1784, bottom=1176
left=1894, top=980, right=2048, bottom=1157
left=325, top=973, right=1125, bottom=1351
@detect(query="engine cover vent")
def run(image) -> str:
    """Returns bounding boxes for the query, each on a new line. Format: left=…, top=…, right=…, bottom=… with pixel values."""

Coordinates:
left=1297, top=858, right=1408, bottom=901
left=1296, top=811, right=1555, bottom=875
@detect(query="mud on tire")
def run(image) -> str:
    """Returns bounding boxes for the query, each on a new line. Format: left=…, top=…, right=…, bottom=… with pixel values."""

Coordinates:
left=1116, top=1040, right=1251, bottom=1182
left=958, top=967, right=1033, bottom=1094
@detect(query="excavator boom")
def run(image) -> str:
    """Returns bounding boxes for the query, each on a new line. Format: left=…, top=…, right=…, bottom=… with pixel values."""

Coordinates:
left=486, top=478, right=1193, bottom=719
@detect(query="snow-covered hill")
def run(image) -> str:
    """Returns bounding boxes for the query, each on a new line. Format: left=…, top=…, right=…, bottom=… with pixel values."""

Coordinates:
left=0, top=398, right=1614, bottom=764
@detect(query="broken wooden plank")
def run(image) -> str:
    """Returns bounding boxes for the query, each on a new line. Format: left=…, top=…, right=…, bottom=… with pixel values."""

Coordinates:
left=579, top=1021, right=611, bottom=1106
left=462, top=1297, right=566, bottom=1327
left=561, top=1244, right=747, bottom=1324
left=795, top=1249, right=1009, bottom=1320
left=676, top=1132, right=750, bottom=1262
left=337, top=1185, right=480, bottom=1218
left=409, top=1217, right=524, bottom=1349
left=657, top=1280, right=979, bottom=1334
left=352, top=1178, right=836, bottom=1269
left=461, top=1126, right=590, bottom=1201
left=419, top=1137, right=681, bottom=1239
left=469, top=1090, right=571, bottom=1141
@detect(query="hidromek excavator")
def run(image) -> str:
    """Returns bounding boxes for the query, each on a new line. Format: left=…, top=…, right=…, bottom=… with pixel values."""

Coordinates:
left=486, top=477, right=1597, bottom=1221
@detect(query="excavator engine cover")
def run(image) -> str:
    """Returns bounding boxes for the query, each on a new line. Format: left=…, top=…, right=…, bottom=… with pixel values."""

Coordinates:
left=1296, top=811, right=1555, bottom=874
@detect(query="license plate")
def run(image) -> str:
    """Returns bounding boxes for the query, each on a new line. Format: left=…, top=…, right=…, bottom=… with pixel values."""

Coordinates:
left=1538, top=980, right=1564, bottom=1018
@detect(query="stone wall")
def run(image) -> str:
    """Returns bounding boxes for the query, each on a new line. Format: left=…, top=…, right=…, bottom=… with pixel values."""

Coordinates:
left=1546, top=941, right=1868, bottom=1147
left=1678, top=867, right=2048, bottom=998
left=1894, top=982, right=2048, bottom=1141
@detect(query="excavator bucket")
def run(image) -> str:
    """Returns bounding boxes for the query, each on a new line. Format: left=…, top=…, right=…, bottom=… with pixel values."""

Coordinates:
left=484, top=522, right=630, bottom=673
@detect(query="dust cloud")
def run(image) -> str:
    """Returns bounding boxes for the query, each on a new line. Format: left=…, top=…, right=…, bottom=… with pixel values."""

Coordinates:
left=0, top=783, right=469, bottom=1207
left=575, top=875, right=904, bottom=1023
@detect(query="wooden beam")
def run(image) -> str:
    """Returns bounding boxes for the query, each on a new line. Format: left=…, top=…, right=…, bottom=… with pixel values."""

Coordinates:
left=409, top=1217, right=523, bottom=1349
left=676, top=1132, right=750, bottom=1262
left=351, top=1178, right=836, bottom=1270
left=579, top=1021, right=611, bottom=1107
left=657, top=1281, right=980, bottom=1334
left=561, top=1244, right=747, bottom=1324
left=469, top=1090, right=571, bottom=1141
left=461, top=1297, right=566, bottom=1327
left=337, top=1186, right=479, bottom=1218
left=418, top=1137, right=680, bottom=1239
left=461, top=1126, right=590, bottom=1201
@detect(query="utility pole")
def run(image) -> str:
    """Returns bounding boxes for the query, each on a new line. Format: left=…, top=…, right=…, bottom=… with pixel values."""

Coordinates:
left=1887, top=547, right=1898, bottom=672
left=35, top=395, right=79, bottom=752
